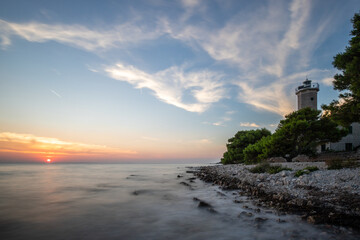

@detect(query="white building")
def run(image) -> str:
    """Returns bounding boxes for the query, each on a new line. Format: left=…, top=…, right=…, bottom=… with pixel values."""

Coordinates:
left=295, top=79, right=360, bottom=152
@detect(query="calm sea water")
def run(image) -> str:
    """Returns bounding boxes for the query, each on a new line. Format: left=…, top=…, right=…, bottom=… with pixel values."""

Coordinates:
left=0, top=163, right=358, bottom=240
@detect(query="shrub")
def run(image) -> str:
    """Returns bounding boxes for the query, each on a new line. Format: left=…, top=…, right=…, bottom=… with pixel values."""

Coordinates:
left=249, top=162, right=270, bottom=173
left=304, top=166, right=319, bottom=172
left=221, top=129, right=271, bottom=164
left=294, top=166, right=319, bottom=177
left=249, top=162, right=292, bottom=174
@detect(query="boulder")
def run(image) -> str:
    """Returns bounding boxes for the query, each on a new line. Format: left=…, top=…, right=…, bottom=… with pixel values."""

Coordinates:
left=292, top=155, right=309, bottom=162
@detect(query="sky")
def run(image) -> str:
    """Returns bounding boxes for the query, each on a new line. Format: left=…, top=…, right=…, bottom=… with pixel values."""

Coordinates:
left=0, top=0, right=359, bottom=163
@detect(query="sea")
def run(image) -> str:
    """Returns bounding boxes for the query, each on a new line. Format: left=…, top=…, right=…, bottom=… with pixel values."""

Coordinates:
left=0, top=163, right=358, bottom=240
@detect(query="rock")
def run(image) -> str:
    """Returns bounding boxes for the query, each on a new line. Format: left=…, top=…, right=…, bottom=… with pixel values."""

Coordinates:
left=193, top=197, right=217, bottom=213
left=292, top=155, right=310, bottom=162
left=193, top=163, right=360, bottom=230
left=216, top=191, right=226, bottom=197
left=177, top=175, right=183, bottom=178
left=238, top=211, right=253, bottom=217
left=307, top=215, right=317, bottom=224
left=255, top=217, right=268, bottom=223
left=179, top=181, right=190, bottom=187
left=267, top=157, right=287, bottom=163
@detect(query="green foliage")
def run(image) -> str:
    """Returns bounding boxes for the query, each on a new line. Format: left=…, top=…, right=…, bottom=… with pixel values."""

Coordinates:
left=243, top=136, right=272, bottom=164
left=322, top=12, right=360, bottom=126
left=326, top=159, right=360, bottom=170
left=249, top=162, right=292, bottom=174
left=224, top=108, right=346, bottom=164
left=221, top=128, right=271, bottom=164
left=267, top=108, right=346, bottom=159
left=249, top=162, right=270, bottom=173
left=243, top=108, right=346, bottom=162
left=304, top=166, right=319, bottom=172
left=294, top=166, right=319, bottom=177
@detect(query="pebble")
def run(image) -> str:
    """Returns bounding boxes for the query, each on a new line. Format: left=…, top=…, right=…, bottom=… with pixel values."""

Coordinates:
left=194, top=162, right=360, bottom=229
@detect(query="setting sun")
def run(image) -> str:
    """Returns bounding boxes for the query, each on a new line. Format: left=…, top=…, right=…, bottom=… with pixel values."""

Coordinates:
left=46, top=159, right=51, bottom=163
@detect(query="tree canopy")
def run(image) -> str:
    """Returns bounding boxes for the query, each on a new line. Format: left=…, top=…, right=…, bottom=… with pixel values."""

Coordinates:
left=322, top=12, right=360, bottom=125
left=242, top=108, right=347, bottom=164
left=221, top=128, right=271, bottom=164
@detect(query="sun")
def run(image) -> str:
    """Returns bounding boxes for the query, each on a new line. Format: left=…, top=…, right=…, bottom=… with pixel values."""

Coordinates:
left=46, top=159, right=52, bottom=163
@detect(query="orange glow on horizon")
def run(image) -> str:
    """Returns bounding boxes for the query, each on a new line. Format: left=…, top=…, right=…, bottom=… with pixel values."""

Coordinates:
left=0, top=132, right=137, bottom=162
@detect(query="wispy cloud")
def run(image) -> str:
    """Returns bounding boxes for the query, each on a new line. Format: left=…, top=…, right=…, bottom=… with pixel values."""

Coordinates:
left=240, top=122, right=260, bottom=128
left=0, top=132, right=136, bottom=156
left=141, top=136, right=159, bottom=141
left=0, top=19, right=161, bottom=51
left=321, top=77, right=334, bottom=86
left=50, top=89, right=62, bottom=98
left=0, top=0, right=339, bottom=116
left=105, top=63, right=225, bottom=113
left=162, top=0, right=336, bottom=115
left=211, top=114, right=232, bottom=127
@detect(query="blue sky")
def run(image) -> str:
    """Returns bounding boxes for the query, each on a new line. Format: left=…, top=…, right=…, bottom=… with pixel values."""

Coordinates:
left=0, top=0, right=359, bottom=163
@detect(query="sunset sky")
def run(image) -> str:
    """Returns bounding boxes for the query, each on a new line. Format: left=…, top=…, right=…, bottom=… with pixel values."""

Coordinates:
left=0, top=0, right=359, bottom=163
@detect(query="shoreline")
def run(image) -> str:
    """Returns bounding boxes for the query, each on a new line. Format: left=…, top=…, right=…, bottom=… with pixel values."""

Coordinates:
left=193, top=162, right=360, bottom=230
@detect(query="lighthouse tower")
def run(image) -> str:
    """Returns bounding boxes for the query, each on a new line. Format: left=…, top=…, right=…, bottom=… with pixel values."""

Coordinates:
left=295, top=78, right=319, bottom=110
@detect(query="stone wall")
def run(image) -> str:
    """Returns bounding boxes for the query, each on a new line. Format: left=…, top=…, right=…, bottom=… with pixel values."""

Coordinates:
left=310, top=149, right=360, bottom=162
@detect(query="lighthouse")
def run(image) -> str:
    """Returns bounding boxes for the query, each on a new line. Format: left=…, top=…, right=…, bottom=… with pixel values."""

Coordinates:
left=295, top=78, right=319, bottom=110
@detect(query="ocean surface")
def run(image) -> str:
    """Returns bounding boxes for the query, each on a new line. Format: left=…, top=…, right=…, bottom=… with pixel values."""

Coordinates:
left=0, top=163, right=358, bottom=240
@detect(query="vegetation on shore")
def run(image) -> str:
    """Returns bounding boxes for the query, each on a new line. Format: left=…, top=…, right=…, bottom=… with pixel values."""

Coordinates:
left=221, top=108, right=346, bottom=165
left=249, top=162, right=292, bottom=174
left=294, top=166, right=319, bottom=177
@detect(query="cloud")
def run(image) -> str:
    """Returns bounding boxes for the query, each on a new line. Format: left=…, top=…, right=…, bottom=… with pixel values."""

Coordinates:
left=211, top=115, right=232, bottom=127
left=196, top=138, right=212, bottom=144
left=0, top=19, right=161, bottom=51
left=105, top=63, right=225, bottom=113
left=321, top=77, right=334, bottom=86
left=240, top=122, right=260, bottom=128
left=141, top=136, right=159, bottom=141
left=0, top=1, right=339, bottom=116
left=50, top=89, right=62, bottom=98
left=162, top=0, right=336, bottom=115
left=0, top=132, right=136, bottom=156
left=181, top=0, right=201, bottom=8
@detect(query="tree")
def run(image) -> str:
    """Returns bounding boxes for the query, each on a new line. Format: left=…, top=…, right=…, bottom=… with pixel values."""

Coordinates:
left=243, top=135, right=272, bottom=164
left=322, top=12, right=360, bottom=126
left=243, top=108, right=347, bottom=163
left=221, top=128, right=271, bottom=164
left=268, top=108, right=346, bottom=159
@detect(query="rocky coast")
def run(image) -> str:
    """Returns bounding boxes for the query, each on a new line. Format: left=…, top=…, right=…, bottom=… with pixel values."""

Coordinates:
left=194, top=162, right=360, bottom=230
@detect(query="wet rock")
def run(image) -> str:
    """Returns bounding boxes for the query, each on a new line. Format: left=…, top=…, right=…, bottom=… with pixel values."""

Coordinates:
left=216, top=191, right=226, bottom=197
left=132, top=190, right=149, bottom=195
left=179, top=182, right=190, bottom=187
left=238, top=211, right=253, bottom=217
left=255, top=217, right=268, bottom=223
left=193, top=164, right=360, bottom=229
left=193, top=197, right=217, bottom=213
left=277, top=218, right=286, bottom=223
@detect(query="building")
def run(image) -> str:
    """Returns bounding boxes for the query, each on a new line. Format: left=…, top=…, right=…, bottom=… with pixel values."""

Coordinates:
left=295, top=79, right=360, bottom=152
left=295, top=78, right=319, bottom=110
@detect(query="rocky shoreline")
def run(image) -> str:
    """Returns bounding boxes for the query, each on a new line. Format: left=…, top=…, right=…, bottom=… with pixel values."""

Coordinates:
left=194, top=162, right=360, bottom=230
